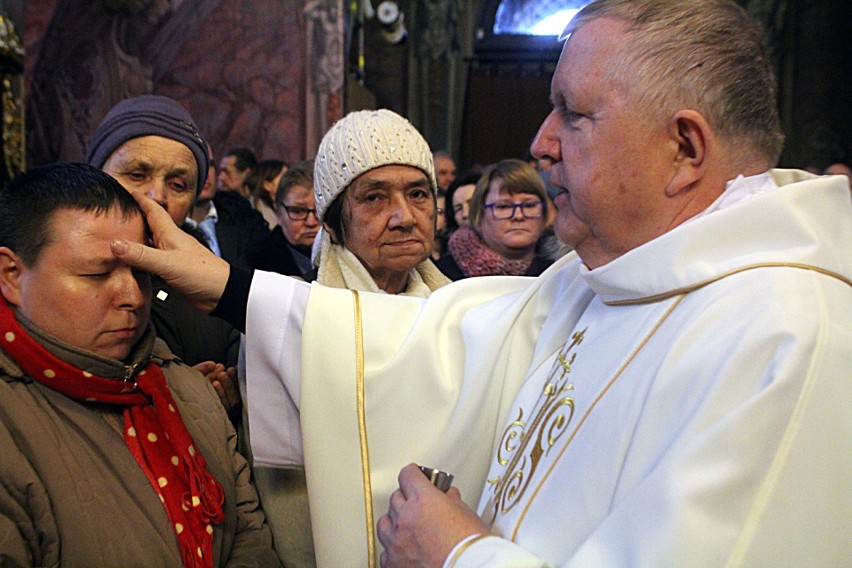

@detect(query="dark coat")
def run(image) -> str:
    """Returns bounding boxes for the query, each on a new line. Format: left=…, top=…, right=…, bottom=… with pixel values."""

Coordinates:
left=246, top=226, right=312, bottom=278
left=149, top=275, right=241, bottom=368
left=145, top=194, right=264, bottom=371
left=213, top=191, right=271, bottom=270
left=435, top=251, right=552, bottom=281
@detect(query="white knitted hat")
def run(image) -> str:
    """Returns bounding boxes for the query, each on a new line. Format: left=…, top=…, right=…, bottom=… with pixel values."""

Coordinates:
left=313, top=109, right=437, bottom=220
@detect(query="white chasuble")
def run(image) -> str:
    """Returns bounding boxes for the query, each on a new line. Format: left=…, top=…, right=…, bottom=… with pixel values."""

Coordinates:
left=450, top=171, right=852, bottom=567
left=246, top=170, right=852, bottom=567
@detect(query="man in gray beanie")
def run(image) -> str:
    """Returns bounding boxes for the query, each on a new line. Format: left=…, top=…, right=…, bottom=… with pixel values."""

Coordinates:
left=87, top=94, right=209, bottom=227
left=309, top=108, right=450, bottom=296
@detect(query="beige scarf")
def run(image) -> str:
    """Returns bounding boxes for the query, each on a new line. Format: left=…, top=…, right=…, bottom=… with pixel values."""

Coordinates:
left=313, top=229, right=449, bottom=297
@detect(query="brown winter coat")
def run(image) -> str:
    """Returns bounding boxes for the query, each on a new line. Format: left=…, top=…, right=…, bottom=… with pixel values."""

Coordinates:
left=0, top=321, right=280, bottom=567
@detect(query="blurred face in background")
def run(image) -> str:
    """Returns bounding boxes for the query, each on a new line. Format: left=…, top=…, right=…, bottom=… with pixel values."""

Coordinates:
left=277, top=184, right=320, bottom=249
left=264, top=165, right=288, bottom=200
left=218, top=154, right=249, bottom=193
left=451, top=183, right=476, bottom=226
left=433, top=155, right=456, bottom=191
left=435, top=193, right=447, bottom=231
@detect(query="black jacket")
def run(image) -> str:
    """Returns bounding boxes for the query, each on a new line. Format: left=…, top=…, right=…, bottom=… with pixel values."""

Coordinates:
left=148, top=223, right=241, bottom=369
left=149, top=275, right=241, bottom=368
left=246, top=226, right=312, bottom=278
left=213, top=191, right=271, bottom=270
left=435, top=251, right=552, bottom=281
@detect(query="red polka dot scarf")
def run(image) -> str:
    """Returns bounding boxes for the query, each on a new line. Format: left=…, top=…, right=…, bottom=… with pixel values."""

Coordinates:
left=0, top=296, right=224, bottom=568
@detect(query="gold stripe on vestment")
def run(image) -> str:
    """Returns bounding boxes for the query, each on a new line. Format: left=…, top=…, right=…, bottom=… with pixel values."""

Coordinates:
left=352, top=290, right=376, bottom=566
left=446, top=533, right=492, bottom=568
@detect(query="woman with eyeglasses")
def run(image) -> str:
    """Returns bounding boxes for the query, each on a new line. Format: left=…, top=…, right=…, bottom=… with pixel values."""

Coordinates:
left=246, top=160, right=319, bottom=278
left=436, top=159, right=554, bottom=280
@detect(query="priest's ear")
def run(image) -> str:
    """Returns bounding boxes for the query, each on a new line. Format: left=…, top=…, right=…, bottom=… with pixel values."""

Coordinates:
left=0, top=247, right=25, bottom=306
left=665, top=109, right=712, bottom=197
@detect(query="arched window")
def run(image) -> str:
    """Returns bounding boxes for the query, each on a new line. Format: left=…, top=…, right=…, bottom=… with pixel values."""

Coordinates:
left=493, top=0, right=586, bottom=35
left=475, top=0, right=590, bottom=55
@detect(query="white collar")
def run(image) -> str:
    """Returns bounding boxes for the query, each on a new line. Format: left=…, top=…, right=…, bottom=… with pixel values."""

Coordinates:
left=185, top=201, right=219, bottom=229
left=685, top=171, right=778, bottom=225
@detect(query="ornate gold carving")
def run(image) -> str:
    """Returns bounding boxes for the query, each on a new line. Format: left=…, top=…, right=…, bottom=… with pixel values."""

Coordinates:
left=0, top=13, right=23, bottom=180
left=482, top=329, right=586, bottom=524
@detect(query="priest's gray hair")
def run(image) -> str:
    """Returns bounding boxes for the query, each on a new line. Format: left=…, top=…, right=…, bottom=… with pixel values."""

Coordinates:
left=565, top=0, right=784, bottom=166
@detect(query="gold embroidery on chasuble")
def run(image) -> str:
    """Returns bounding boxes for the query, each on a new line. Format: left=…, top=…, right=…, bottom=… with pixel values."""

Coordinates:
left=482, top=329, right=586, bottom=524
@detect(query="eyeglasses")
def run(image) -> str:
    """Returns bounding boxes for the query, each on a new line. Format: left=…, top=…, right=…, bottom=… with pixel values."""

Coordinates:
left=281, top=205, right=318, bottom=220
left=484, top=201, right=544, bottom=219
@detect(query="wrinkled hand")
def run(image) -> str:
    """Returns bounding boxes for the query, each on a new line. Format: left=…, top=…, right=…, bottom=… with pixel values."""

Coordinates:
left=195, top=361, right=241, bottom=417
left=377, top=463, right=490, bottom=568
left=109, top=192, right=230, bottom=314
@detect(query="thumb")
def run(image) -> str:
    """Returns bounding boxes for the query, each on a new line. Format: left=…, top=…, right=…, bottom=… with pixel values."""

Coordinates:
left=111, top=238, right=164, bottom=273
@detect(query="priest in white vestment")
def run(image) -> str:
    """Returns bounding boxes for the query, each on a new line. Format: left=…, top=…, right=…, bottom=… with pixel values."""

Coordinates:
left=112, top=1, right=852, bottom=566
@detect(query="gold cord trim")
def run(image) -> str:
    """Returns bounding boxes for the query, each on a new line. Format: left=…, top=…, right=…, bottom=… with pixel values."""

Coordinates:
left=510, top=295, right=687, bottom=541
left=605, top=263, right=850, bottom=306
left=446, top=533, right=491, bottom=568
left=352, top=290, right=376, bottom=566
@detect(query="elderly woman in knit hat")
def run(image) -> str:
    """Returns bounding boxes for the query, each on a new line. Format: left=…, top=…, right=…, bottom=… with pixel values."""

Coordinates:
left=245, top=109, right=451, bottom=568
left=87, top=95, right=241, bottom=417
left=308, top=109, right=450, bottom=296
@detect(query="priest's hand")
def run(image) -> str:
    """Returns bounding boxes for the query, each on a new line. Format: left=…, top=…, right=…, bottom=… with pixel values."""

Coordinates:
left=109, top=192, right=230, bottom=314
left=377, top=463, right=490, bottom=568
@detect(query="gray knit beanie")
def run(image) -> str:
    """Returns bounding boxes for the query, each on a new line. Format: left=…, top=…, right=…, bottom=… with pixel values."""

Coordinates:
left=313, top=109, right=436, bottom=221
left=86, top=95, right=209, bottom=193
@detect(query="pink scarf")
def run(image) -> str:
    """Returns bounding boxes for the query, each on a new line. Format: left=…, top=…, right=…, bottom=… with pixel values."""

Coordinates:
left=447, top=224, right=533, bottom=277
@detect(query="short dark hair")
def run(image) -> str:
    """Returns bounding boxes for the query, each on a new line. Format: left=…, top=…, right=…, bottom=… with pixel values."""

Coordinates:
left=225, top=147, right=257, bottom=172
left=246, top=159, right=287, bottom=208
left=0, top=162, right=141, bottom=266
left=323, top=191, right=347, bottom=247
left=443, top=171, right=482, bottom=232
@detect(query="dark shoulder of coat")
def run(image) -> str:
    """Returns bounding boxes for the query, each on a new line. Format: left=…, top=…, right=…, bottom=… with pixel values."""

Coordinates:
left=149, top=275, right=241, bottom=368
left=525, top=254, right=554, bottom=276
left=213, top=192, right=271, bottom=270
left=246, top=226, right=305, bottom=278
left=435, top=253, right=465, bottom=281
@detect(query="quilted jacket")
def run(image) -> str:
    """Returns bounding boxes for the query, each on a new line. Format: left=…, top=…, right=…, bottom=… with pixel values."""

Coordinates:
left=0, top=320, right=280, bottom=567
